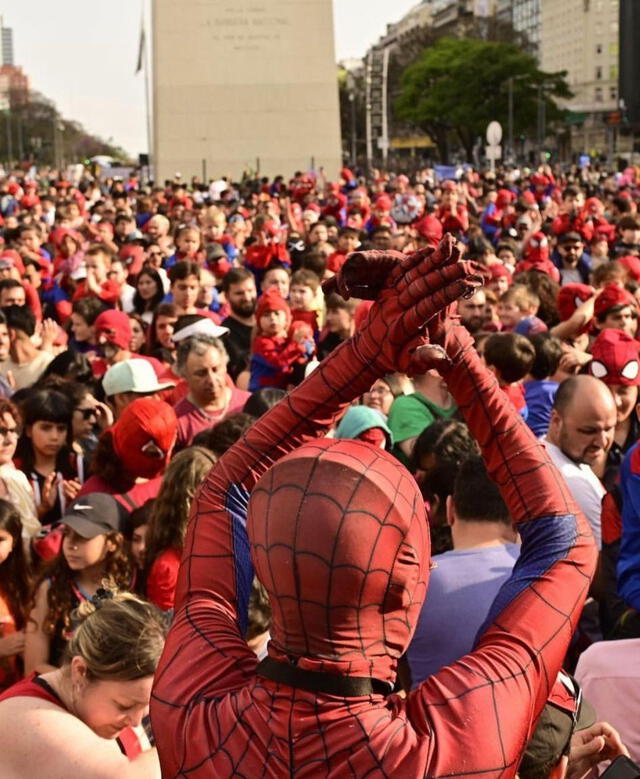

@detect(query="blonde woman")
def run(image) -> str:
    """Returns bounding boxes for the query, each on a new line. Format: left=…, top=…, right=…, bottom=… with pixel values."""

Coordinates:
left=0, top=590, right=166, bottom=778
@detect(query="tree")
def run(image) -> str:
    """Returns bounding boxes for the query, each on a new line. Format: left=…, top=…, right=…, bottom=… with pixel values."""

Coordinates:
left=395, top=37, right=572, bottom=163
left=0, top=90, right=132, bottom=167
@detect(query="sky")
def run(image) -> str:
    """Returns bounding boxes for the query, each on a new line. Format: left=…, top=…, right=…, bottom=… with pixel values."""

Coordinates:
left=5, top=0, right=419, bottom=157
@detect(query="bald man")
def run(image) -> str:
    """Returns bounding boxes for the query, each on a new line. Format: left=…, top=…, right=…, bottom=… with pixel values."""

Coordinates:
left=544, top=375, right=617, bottom=547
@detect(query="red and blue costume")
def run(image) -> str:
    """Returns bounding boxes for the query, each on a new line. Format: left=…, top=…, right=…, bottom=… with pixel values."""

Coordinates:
left=151, top=238, right=596, bottom=777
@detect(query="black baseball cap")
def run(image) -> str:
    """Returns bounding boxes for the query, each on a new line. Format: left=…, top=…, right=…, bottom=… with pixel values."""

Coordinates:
left=62, top=493, right=123, bottom=538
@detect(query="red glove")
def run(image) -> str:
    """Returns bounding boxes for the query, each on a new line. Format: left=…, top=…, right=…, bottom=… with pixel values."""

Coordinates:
left=325, top=235, right=485, bottom=376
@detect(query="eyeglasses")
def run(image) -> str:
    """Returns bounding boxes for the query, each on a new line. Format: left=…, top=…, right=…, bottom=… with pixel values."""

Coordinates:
left=77, top=408, right=97, bottom=420
left=367, top=386, right=393, bottom=397
left=0, top=426, right=19, bottom=439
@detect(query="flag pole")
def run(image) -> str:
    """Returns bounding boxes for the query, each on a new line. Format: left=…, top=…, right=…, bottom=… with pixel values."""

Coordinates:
left=136, top=1, right=153, bottom=182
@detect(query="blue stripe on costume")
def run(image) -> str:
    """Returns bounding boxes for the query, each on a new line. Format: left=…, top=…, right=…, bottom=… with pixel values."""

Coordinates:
left=475, top=512, right=579, bottom=643
left=226, top=482, right=254, bottom=636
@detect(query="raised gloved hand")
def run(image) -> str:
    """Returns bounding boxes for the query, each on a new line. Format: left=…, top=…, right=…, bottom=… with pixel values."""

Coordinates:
left=323, top=234, right=485, bottom=376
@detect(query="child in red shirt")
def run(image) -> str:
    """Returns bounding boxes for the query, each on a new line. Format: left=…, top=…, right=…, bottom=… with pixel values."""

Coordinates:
left=249, top=289, right=315, bottom=391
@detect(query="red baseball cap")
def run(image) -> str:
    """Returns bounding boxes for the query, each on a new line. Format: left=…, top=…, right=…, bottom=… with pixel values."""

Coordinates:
left=94, top=310, right=133, bottom=351
left=589, top=329, right=640, bottom=386
left=618, top=255, right=640, bottom=283
left=415, top=214, right=443, bottom=246
left=374, top=194, right=392, bottom=211
left=594, top=283, right=636, bottom=320
left=111, top=397, right=177, bottom=479
left=489, top=264, right=513, bottom=283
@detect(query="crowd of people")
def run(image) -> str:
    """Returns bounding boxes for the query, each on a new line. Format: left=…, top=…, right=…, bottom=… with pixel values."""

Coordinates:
left=0, top=161, right=636, bottom=776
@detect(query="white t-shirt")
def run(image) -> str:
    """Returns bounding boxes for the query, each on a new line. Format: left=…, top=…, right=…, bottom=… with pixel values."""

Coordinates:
left=543, top=438, right=604, bottom=548
left=120, top=284, right=136, bottom=314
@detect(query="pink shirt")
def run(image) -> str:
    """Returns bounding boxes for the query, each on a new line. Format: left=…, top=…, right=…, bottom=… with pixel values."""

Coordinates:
left=574, top=638, right=640, bottom=761
left=174, top=387, right=250, bottom=450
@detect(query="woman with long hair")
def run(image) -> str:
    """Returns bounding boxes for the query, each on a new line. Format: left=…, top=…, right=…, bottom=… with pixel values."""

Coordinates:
left=144, top=302, right=178, bottom=364
left=0, top=589, right=166, bottom=776
left=132, top=268, right=165, bottom=325
left=0, top=500, right=32, bottom=691
left=143, top=447, right=216, bottom=611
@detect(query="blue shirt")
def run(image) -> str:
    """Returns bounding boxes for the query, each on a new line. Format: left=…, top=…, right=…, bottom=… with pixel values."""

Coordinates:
left=407, top=543, right=520, bottom=686
left=524, top=379, right=559, bottom=437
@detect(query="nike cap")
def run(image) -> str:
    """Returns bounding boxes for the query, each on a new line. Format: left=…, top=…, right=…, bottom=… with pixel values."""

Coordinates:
left=61, top=493, right=123, bottom=538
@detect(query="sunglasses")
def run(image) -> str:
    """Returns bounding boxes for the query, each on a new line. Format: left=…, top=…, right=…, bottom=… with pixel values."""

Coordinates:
left=77, top=408, right=97, bottom=420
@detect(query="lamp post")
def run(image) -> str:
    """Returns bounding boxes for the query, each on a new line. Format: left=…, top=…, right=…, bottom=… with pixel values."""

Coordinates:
left=507, top=75, right=528, bottom=163
left=346, top=71, right=357, bottom=168
left=537, top=84, right=546, bottom=162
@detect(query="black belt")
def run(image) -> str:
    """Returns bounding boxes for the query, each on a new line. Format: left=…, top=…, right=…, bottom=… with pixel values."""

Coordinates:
left=256, top=656, right=391, bottom=698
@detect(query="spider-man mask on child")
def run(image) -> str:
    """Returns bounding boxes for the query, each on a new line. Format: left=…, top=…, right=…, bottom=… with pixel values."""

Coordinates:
left=248, top=437, right=429, bottom=684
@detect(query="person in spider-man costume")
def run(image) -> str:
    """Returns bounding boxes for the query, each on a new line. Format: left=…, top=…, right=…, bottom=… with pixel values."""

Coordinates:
left=151, top=236, right=597, bottom=778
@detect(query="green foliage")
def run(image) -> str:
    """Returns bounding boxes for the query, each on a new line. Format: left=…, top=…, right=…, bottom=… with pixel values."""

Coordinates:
left=0, top=90, right=132, bottom=166
left=395, top=37, right=572, bottom=161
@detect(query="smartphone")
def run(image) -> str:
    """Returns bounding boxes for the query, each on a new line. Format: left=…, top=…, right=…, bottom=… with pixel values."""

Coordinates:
left=601, top=756, right=640, bottom=779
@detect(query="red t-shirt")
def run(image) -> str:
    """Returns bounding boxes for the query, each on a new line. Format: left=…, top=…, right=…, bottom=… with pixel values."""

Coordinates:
left=146, top=547, right=181, bottom=611
left=77, top=475, right=163, bottom=514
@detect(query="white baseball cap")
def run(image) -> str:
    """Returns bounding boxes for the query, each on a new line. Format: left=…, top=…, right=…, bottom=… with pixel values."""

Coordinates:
left=102, top=359, right=175, bottom=397
left=171, top=317, right=229, bottom=343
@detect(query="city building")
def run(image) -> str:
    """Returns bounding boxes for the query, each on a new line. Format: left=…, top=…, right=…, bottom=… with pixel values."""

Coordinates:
left=0, top=17, right=13, bottom=67
left=1, top=27, right=13, bottom=66
left=540, top=0, right=619, bottom=155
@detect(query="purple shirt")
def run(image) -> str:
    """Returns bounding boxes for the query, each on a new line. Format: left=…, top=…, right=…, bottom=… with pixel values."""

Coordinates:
left=407, top=543, right=520, bottom=687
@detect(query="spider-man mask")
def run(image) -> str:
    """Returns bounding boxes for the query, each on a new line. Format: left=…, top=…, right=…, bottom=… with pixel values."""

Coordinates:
left=248, top=438, right=430, bottom=683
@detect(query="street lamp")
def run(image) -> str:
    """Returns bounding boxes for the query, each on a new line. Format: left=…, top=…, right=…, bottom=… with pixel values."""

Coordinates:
left=346, top=71, right=357, bottom=168
left=507, top=75, right=527, bottom=163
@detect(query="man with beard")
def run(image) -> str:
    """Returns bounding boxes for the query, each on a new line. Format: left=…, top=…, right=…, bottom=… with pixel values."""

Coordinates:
left=544, top=374, right=617, bottom=548
left=456, top=288, right=487, bottom=334
left=173, top=334, right=250, bottom=450
left=221, top=268, right=257, bottom=381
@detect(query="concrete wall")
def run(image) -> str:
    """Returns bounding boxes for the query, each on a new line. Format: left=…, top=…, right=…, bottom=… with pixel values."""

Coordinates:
left=152, top=0, right=342, bottom=182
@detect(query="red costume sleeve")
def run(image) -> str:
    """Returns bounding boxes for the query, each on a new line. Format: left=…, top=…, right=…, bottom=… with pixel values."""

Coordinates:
left=406, top=319, right=597, bottom=774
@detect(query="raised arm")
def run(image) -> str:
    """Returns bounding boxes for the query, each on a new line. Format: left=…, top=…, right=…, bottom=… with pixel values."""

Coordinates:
left=151, top=239, right=483, bottom=766
left=409, top=313, right=598, bottom=776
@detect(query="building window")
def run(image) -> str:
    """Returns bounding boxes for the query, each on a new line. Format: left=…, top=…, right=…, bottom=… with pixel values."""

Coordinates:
left=596, top=43, right=602, bottom=54
left=610, top=86, right=617, bottom=101
left=596, top=66, right=602, bottom=79
left=595, top=87, right=603, bottom=102
left=610, top=65, right=618, bottom=80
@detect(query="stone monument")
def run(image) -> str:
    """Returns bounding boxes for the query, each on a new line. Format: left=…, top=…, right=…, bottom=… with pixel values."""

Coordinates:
left=152, top=0, right=342, bottom=182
